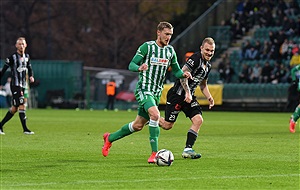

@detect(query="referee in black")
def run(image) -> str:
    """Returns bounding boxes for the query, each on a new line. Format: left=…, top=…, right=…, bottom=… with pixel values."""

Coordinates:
left=0, top=37, right=35, bottom=135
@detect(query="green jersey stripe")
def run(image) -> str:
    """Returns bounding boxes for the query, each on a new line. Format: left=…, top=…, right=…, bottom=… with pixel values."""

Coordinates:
left=135, top=40, right=177, bottom=97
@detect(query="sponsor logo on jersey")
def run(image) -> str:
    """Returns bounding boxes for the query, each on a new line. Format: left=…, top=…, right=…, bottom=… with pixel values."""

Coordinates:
left=20, top=57, right=29, bottom=62
left=187, top=59, right=194, bottom=67
left=175, top=103, right=181, bottom=110
left=191, top=101, right=199, bottom=107
left=150, top=57, right=169, bottom=66
left=17, top=66, right=27, bottom=72
left=171, top=110, right=180, bottom=114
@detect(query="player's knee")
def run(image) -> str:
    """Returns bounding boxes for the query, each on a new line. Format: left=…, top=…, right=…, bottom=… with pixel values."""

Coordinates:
left=193, top=116, right=203, bottom=127
left=149, top=113, right=160, bottom=121
left=132, top=123, right=144, bottom=131
left=10, top=107, right=18, bottom=114
left=19, top=104, right=25, bottom=110
left=162, top=122, right=174, bottom=130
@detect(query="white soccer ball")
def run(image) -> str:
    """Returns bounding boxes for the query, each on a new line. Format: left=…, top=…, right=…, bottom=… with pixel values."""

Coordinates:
left=155, top=149, right=174, bottom=166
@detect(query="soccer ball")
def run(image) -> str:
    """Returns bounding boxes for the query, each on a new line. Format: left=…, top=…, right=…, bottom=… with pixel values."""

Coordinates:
left=155, top=149, right=174, bottom=166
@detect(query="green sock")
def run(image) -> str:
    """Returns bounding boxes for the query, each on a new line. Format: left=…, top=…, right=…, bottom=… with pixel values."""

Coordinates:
left=292, top=106, right=300, bottom=122
left=108, top=123, right=134, bottom=142
left=149, top=123, right=160, bottom=152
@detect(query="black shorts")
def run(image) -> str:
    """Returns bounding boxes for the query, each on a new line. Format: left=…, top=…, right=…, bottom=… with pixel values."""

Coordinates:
left=11, top=86, right=25, bottom=107
left=164, top=87, right=202, bottom=122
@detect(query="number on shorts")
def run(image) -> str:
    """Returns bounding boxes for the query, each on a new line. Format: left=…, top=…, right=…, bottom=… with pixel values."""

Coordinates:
left=169, top=115, right=175, bottom=121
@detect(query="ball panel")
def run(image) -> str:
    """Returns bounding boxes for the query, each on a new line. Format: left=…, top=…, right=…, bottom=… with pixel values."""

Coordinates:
left=155, top=149, right=174, bottom=166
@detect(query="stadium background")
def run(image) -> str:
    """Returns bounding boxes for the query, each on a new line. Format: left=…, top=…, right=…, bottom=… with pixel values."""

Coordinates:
left=0, top=0, right=299, bottom=112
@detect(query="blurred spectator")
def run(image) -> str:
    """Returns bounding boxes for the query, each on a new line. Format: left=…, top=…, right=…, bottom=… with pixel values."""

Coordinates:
left=277, top=0, right=288, bottom=15
left=280, top=39, right=294, bottom=60
left=254, top=40, right=262, bottom=53
left=284, top=0, right=299, bottom=17
left=278, top=64, right=290, bottom=83
left=218, top=61, right=226, bottom=83
left=217, top=53, right=230, bottom=83
left=271, top=62, right=286, bottom=84
left=260, top=40, right=272, bottom=59
left=228, top=12, right=244, bottom=39
left=274, top=8, right=286, bottom=27
left=250, top=63, right=262, bottom=83
left=245, top=46, right=258, bottom=60
left=269, top=30, right=284, bottom=60
left=224, top=62, right=235, bottom=83
left=239, top=63, right=251, bottom=83
left=4, top=77, right=12, bottom=107
left=0, top=86, right=7, bottom=97
left=236, top=0, right=244, bottom=14
left=282, top=17, right=296, bottom=37
left=241, top=39, right=252, bottom=59
left=260, top=61, right=273, bottom=83
left=258, top=6, right=273, bottom=27
left=296, top=16, right=300, bottom=36
left=292, top=44, right=299, bottom=55
left=290, top=51, right=300, bottom=66
left=277, top=30, right=288, bottom=48
left=105, top=79, right=116, bottom=110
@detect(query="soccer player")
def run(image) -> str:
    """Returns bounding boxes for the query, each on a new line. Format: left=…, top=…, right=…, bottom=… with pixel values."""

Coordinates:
left=102, top=21, right=192, bottom=163
left=289, top=64, right=300, bottom=133
left=159, top=37, right=215, bottom=159
left=0, top=37, right=35, bottom=135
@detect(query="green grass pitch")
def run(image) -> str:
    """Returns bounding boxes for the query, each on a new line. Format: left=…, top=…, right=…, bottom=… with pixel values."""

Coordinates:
left=0, top=109, right=299, bottom=189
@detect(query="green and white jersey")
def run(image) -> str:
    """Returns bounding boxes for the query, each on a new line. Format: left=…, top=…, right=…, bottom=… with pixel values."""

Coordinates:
left=291, top=64, right=300, bottom=81
left=291, top=65, right=300, bottom=91
left=134, top=41, right=178, bottom=97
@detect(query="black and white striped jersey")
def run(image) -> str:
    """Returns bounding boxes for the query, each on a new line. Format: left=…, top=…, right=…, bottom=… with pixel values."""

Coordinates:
left=173, top=51, right=211, bottom=96
left=1, top=53, right=33, bottom=88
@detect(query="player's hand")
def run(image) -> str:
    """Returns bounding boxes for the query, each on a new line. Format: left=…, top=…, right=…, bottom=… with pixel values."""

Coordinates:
left=184, top=92, right=192, bottom=103
left=183, top=71, right=193, bottom=80
left=29, top=76, right=34, bottom=83
left=208, top=96, right=214, bottom=109
left=138, top=63, right=148, bottom=71
left=292, top=77, right=299, bottom=84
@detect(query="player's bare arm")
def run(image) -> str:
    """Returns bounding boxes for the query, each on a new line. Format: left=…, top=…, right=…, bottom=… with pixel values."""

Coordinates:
left=200, top=79, right=214, bottom=109
left=180, top=65, right=192, bottom=103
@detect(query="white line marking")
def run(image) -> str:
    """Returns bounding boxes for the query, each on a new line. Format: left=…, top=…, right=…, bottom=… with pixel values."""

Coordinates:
left=2, top=173, right=299, bottom=187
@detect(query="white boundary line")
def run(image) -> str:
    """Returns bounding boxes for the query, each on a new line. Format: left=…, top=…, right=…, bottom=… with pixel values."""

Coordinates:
left=2, top=173, right=299, bottom=187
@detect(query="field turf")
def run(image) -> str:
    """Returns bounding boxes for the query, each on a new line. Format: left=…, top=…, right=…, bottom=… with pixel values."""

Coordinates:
left=0, top=109, right=299, bottom=189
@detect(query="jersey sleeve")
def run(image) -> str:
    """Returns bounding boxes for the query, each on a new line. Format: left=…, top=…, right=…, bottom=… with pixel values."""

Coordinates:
left=185, top=53, right=199, bottom=71
left=0, top=57, right=11, bottom=79
left=26, top=54, right=34, bottom=77
left=205, top=64, right=212, bottom=80
left=128, top=43, right=148, bottom=72
left=169, top=48, right=184, bottom=78
left=291, top=65, right=300, bottom=81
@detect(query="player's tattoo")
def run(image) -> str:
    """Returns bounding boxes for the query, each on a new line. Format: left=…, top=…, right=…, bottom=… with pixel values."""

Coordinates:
left=180, top=78, right=189, bottom=92
left=180, top=65, right=191, bottom=93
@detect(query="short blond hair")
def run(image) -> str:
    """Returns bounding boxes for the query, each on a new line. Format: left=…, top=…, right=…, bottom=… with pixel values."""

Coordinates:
left=202, top=37, right=215, bottom=46
left=16, top=37, right=26, bottom=44
left=157, top=22, right=173, bottom=31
